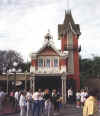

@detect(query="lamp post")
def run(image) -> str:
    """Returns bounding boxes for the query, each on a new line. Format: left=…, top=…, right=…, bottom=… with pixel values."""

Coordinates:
left=2, top=62, right=22, bottom=93
left=2, top=64, right=9, bottom=93
left=7, top=73, right=9, bottom=93
left=12, top=62, right=18, bottom=90
left=6, top=62, right=18, bottom=92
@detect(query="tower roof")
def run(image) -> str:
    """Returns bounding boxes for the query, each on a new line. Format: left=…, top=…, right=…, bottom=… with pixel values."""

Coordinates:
left=58, top=10, right=81, bottom=39
left=64, top=10, right=75, bottom=25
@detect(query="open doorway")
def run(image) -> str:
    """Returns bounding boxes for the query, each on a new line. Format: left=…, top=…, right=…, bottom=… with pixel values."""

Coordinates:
left=35, top=76, right=61, bottom=91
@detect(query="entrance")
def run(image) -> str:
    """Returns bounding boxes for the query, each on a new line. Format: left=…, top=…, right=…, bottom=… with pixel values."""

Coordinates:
left=35, top=76, right=61, bottom=91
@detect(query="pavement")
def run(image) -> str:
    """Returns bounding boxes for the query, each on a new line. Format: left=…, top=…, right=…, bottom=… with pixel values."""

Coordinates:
left=59, top=104, right=82, bottom=116
left=0, top=104, right=19, bottom=116
left=4, top=104, right=83, bottom=116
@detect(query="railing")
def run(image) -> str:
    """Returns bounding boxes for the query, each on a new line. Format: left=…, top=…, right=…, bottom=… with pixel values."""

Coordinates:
left=37, top=67, right=60, bottom=74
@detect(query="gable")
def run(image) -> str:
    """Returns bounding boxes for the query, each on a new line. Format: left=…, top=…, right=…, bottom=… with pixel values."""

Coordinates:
left=39, top=46, right=59, bottom=56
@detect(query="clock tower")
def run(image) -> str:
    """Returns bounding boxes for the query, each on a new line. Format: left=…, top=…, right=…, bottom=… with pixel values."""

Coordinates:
left=58, top=10, right=81, bottom=90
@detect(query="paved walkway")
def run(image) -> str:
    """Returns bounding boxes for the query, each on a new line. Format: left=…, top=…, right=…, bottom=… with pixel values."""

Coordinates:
left=5, top=104, right=82, bottom=116
left=0, top=104, right=19, bottom=116
left=59, top=104, right=82, bottom=116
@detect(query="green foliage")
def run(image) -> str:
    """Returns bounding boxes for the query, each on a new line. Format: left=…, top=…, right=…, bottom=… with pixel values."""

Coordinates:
left=80, top=56, right=100, bottom=88
left=0, top=50, right=31, bottom=73
left=23, top=62, right=31, bottom=72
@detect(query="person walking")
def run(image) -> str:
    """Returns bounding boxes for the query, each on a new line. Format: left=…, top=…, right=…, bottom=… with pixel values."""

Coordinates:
left=14, top=89, right=20, bottom=111
left=26, top=89, right=33, bottom=116
left=80, top=89, right=86, bottom=107
left=19, top=91, right=26, bottom=116
left=32, top=90, right=41, bottom=116
left=83, top=88, right=99, bottom=116
left=0, top=88, right=5, bottom=111
left=52, top=89, right=60, bottom=115
left=76, top=90, right=81, bottom=108
left=43, top=89, right=52, bottom=116
left=67, top=88, right=73, bottom=104
left=14, top=89, right=19, bottom=102
left=38, top=89, right=44, bottom=113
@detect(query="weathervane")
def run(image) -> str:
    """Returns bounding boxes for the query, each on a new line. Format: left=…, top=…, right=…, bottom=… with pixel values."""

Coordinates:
left=45, top=29, right=52, bottom=41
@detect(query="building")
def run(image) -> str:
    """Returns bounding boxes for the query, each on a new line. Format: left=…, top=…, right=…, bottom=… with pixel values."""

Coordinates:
left=30, top=10, right=81, bottom=103
left=0, top=10, right=81, bottom=103
left=58, top=10, right=81, bottom=89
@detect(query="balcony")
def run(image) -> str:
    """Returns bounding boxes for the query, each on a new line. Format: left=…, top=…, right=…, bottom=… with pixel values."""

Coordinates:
left=37, top=67, right=60, bottom=74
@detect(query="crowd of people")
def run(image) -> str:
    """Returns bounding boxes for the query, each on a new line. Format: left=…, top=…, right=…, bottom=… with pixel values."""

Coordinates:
left=9, top=88, right=62, bottom=116
left=0, top=87, right=100, bottom=116
left=67, top=88, right=89, bottom=107
left=67, top=87, right=100, bottom=116
left=75, top=88, right=88, bottom=108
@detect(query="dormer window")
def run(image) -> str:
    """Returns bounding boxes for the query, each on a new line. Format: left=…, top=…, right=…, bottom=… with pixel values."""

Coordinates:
left=38, top=59, right=43, bottom=67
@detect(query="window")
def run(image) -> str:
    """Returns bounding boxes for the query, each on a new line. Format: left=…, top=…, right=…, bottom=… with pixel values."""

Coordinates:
left=46, top=59, right=50, bottom=68
left=54, top=59, right=58, bottom=67
left=38, top=59, right=43, bottom=67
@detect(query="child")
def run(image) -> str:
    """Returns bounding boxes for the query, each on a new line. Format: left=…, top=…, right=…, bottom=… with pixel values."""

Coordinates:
left=76, top=90, right=81, bottom=108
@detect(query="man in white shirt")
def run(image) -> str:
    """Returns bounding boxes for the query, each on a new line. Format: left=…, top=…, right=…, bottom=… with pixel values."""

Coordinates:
left=32, top=90, right=41, bottom=116
left=68, top=88, right=73, bottom=104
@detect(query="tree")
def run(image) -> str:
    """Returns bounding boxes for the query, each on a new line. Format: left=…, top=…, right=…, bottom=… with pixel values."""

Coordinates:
left=0, top=50, right=24, bottom=73
left=92, top=57, right=100, bottom=77
left=79, top=56, right=100, bottom=88
left=19, top=61, right=31, bottom=72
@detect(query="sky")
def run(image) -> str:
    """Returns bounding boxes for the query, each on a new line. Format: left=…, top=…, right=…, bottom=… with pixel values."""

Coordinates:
left=0, top=0, right=100, bottom=62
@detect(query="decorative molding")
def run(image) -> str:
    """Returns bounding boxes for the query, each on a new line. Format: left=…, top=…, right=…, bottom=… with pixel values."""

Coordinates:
left=37, top=67, right=60, bottom=74
left=60, top=51, right=68, bottom=58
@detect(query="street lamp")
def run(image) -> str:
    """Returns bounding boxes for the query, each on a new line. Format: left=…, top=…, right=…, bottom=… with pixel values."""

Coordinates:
left=13, top=62, right=18, bottom=68
left=6, top=62, right=18, bottom=92
left=2, top=64, right=9, bottom=93
left=2, top=62, right=22, bottom=93
left=12, top=62, right=18, bottom=90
